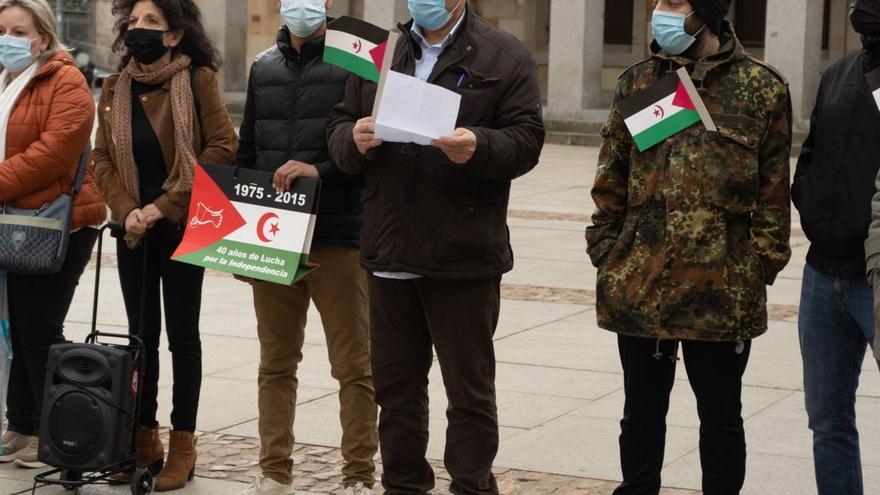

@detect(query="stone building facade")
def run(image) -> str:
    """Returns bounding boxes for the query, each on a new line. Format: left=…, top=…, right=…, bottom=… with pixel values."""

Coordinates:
left=84, top=0, right=862, bottom=128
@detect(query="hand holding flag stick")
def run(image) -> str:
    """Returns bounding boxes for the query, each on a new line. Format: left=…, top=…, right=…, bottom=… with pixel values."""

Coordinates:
left=352, top=116, right=383, bottom=156
left=326, top=17, right=462, bottom=150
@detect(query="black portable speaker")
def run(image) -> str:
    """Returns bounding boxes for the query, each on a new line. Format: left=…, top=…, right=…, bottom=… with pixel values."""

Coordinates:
left=38, top=343, right=135, bottom=471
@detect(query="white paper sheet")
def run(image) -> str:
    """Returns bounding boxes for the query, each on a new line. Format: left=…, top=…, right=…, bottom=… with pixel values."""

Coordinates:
left=374, top=70, right=462, bottom=145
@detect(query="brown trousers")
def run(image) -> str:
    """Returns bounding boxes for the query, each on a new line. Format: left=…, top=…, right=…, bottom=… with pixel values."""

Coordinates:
left=369, top=275, right=501, bottom=495
left=250, top=245, right=378, bottom=486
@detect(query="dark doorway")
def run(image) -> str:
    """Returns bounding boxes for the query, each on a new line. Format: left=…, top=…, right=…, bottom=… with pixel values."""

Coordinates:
left=734, top=0, right=832, bottom=49
left=734, top=0, right=767, bottom=47
left=604, top=0, right=634, bottom=44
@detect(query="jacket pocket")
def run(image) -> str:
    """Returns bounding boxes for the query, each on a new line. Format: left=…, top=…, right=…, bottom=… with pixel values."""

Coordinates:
left=431, top=191, right=499, bottom=266
left=699, top=113, right=762, bottom=214
left=720, top=228, right=769, bottom=334
left=455, top=69, right=502, bottom=127
left=603, top=210, right=641, bottom=267
left=454, top=67, right=502, bottom=89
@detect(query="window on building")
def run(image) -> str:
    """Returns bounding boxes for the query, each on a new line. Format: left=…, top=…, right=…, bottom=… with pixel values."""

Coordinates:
left=604, top=0, right=634, bottom=45
left=734, top=0, right=767, bottom=47
left=822, top=0, right=831, bottom=50
left=734, top=0, right=831, bottom=50
left=54, top=0, right=94, bottom=55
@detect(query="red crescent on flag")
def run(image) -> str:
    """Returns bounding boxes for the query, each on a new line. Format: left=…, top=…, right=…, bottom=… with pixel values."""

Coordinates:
left=256, top=212, right=279, bottom=243
left=352, top=39, right=362, bottom=54
left=653, top=105, right=665, bottom=119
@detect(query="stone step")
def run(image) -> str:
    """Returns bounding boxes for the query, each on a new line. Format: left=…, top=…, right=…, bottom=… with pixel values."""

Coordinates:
left=545, top=119, right=605, bottom=135
left=546, top=132, right=604, bottom=147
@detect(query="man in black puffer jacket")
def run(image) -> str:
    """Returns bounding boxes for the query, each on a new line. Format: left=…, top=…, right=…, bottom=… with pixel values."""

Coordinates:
left=235, top=1, right=376, bottom=494
left=792, top=2, right=880, bottom=494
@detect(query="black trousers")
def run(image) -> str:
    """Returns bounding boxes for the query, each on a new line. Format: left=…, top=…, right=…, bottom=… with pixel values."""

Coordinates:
left=117, top=222, right=204, bottom=432
left=613, top=335, right=751, bottom=495
left=368, top=275, right=501, bottom=495
left=6, top=228, right=98, bottom=435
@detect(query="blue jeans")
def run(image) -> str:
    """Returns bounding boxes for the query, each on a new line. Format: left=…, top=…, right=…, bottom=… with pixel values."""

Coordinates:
left=799, top=263, right=880, bottom=495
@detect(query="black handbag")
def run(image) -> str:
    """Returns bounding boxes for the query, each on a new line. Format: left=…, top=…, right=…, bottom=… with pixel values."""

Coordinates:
left=0, top=143, right=91, bottom=275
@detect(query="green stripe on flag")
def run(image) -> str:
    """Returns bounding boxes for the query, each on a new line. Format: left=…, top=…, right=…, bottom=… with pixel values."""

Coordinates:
left=175, top=239, right=305, bottom=285
left=324, top=45, right=380, bottom=83
left=633, top=109, right=701, bottom=152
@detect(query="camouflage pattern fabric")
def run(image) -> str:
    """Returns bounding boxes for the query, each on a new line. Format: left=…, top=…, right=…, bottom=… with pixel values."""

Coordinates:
left=586, top=25, right=792, bottom=342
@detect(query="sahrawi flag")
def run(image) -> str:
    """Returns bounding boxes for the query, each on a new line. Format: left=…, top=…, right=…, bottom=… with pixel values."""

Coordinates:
left=868, top=67, right=880, bottom=112
left=620, top=67, right=716, bottom=152
left=324, top=16, right=389, bottom=83
left=172, top=163, right=319, bottom=285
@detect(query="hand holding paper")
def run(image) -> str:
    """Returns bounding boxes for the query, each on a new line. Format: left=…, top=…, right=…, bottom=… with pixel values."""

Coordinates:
left=432, top=128, right=477, bottom=164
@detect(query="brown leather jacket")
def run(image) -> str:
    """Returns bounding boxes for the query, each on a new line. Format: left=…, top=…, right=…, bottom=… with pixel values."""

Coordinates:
left=327, top=10, right=545, bottom=279
left=93, top=65, right=238, bottom=224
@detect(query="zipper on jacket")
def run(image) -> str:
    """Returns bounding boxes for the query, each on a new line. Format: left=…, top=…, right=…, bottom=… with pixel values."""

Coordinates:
left=658, top=143, right=674, bottom=335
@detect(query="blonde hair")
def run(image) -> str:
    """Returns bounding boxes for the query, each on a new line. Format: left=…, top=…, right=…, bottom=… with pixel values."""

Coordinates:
left=0, top=0, right=68, bottom=64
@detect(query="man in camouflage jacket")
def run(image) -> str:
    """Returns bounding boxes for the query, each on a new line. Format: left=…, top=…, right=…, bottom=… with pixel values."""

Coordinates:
left=586, top=1, right=791, bottom=493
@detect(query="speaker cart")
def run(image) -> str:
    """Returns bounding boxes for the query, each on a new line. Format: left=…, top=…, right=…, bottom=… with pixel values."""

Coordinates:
left=32, top=223, right=154, bottom=495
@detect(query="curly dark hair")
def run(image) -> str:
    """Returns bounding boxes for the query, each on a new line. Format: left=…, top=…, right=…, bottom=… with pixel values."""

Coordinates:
left=111, top=0, right=222, bottom=71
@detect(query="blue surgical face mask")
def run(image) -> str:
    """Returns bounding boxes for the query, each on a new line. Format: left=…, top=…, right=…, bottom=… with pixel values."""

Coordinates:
left=0, top=35, right=36, bottom=72
left=651, top=9, right=704, bottom=56
left=281, top=0, right=326, bottom=38
left=409, top=0, right=464, bottom=32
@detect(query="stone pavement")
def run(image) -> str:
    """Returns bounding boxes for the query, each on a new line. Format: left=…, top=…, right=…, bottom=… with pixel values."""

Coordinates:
left=2, top=144, right=880, bottom=494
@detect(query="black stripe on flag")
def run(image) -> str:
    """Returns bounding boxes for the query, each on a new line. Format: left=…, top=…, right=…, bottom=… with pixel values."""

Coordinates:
left=867, top=67, right=880, bottom=92
left=618, top=72, right=681, bottom=120
left=327, top=16, right=388, bottom=45
left=208, top=164, right=320, bottom=215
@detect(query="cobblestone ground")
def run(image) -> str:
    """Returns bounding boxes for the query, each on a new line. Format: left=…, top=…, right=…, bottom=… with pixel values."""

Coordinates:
left=189, top=431, right=699, bottom=495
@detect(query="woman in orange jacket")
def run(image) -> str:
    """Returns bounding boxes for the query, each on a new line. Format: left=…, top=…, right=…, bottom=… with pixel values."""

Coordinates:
left=0, top=0, right=106, bottom=469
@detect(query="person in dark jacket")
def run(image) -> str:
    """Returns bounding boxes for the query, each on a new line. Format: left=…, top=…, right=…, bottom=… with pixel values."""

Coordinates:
left=236, top=2, right=376, bottom=495
left=588, top=1, right=791, bottom=493
left=793, top=2, right=880, bottom=494
left=327, top=1, right=544, bottom=493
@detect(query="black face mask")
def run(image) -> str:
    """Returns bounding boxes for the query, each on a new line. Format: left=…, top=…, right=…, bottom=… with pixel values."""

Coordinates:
left=851, top=0, right=880, bottom=37
left=124, top=28, right=169, bottom=65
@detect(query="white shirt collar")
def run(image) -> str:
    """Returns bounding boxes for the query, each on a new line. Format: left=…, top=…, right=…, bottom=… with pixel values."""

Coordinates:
left=410, top=7, right=467, bottom=50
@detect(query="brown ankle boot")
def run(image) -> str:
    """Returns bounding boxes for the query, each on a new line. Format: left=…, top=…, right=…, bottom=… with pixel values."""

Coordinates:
left=110, top=426, right=165, bottom=484
left=154, top=431, right=196, bottom=491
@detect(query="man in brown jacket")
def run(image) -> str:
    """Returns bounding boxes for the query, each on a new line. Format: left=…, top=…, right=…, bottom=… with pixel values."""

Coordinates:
left=327, top=1, right=544, bottom=493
